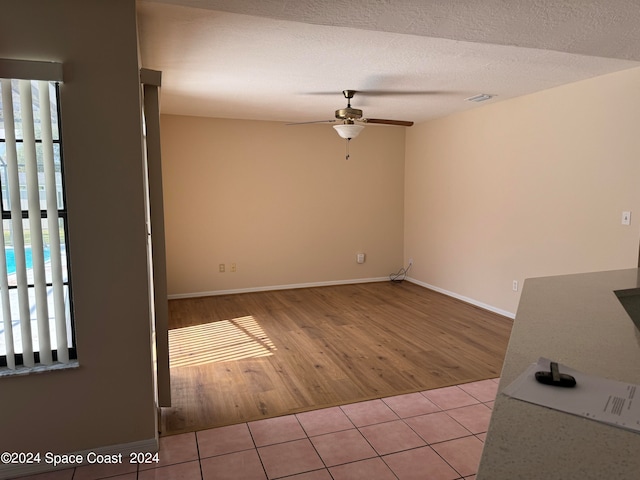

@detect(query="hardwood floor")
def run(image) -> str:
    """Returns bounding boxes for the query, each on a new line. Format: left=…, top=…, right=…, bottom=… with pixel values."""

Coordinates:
left=160, top=281, right=513, bottom=436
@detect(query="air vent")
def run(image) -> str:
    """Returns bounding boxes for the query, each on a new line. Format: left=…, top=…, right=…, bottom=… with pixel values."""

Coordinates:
left=465, top=93, right=494, bottom=103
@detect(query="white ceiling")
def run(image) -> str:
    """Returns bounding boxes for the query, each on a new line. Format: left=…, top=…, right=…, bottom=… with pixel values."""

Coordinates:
left=136, top=0, right=640, bottom=125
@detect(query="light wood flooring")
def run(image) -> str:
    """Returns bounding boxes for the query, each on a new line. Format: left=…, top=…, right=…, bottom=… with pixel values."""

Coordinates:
left=160, top=281, right=513, bottom=436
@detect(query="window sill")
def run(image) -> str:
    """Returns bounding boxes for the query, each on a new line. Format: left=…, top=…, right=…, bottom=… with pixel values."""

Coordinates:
left=0, top=360, right=80, bottom=378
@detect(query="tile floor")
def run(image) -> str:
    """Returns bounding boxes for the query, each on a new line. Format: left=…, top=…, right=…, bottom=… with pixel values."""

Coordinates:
left=14, top=379, right=499, bottom=480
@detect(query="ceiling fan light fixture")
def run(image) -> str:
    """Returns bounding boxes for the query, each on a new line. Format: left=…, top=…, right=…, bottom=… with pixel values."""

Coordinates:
left=333, top=123, right=364, bottom=139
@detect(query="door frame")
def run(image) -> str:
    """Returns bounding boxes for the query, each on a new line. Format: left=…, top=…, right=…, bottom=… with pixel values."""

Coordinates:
left=140, top=68, right=171, bottom=407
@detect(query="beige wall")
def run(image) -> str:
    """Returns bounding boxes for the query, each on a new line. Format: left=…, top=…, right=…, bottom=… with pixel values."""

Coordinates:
left=161, top=115, right=405, bottom=296
left=405, top=67, right=640, bottom=316
left=0, top=0, right=156, bottom=460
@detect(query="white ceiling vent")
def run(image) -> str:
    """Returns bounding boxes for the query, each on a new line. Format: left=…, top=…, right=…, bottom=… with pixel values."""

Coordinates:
left=465, top=93, right=495, bottom=103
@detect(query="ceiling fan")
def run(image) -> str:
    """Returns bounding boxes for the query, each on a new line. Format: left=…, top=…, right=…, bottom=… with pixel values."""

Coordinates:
left=288, top=89, right=414, bottom=139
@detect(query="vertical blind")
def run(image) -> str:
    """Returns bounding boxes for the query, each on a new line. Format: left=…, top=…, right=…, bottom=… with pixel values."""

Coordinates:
left=0, top=72, right=74, bottom=370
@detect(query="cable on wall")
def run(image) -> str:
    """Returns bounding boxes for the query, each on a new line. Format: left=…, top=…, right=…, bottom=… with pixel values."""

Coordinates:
left=389, top=262, right=412, bottom=283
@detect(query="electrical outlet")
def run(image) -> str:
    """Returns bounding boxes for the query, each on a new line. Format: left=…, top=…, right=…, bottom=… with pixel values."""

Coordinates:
left=513, top=280, right=518, bottom=292
left=219, top=264, right=225, bottom=273
left=231, top=263, right=236, bottom=272
left=408, top=258, right=414, bottom=266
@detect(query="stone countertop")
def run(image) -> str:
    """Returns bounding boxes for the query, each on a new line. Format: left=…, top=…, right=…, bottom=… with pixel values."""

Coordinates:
left=477, top=268, right=640, bottom=480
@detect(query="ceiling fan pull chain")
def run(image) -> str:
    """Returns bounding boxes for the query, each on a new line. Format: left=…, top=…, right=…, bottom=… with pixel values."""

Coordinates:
left=345, top=138, right=351, bottom=160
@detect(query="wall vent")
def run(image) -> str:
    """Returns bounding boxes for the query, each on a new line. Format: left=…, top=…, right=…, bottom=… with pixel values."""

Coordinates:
left=465, top=93, right=494, bottom=103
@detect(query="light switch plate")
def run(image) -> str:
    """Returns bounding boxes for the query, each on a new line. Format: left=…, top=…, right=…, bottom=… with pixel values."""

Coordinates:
left=622, top=211, right=631, bottom=226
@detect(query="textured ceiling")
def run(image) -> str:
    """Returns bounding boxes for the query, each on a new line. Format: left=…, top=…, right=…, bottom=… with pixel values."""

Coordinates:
left=137, top=0, right=640, bottom=124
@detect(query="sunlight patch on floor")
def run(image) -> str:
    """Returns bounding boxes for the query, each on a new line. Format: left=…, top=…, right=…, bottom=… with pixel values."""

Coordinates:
left=169, top=315, right=276, bottom=368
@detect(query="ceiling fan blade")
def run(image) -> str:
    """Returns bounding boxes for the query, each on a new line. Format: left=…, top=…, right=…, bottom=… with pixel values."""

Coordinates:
left=363, top=118, right=414, bottom=127
left=354, top=90, right=446, bottom=96
left=285, top=119, right=335, bottom=126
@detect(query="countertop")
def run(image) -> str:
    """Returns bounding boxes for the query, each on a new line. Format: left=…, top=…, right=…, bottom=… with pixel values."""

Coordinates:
left=477, top=268, right=640, bottom=480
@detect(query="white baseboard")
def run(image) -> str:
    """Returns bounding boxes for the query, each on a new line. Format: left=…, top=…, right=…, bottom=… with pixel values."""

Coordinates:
left=406, top=277, right=516, bottom=319
left=168, top=276, right=517, bottom=319
left=168, top=277, right=391, bottom=299
left=0, top=437, right=158, bottom=480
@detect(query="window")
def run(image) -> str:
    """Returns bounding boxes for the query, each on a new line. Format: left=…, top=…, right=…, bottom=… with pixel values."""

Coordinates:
left=0, top=65, right=75, bottom=371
